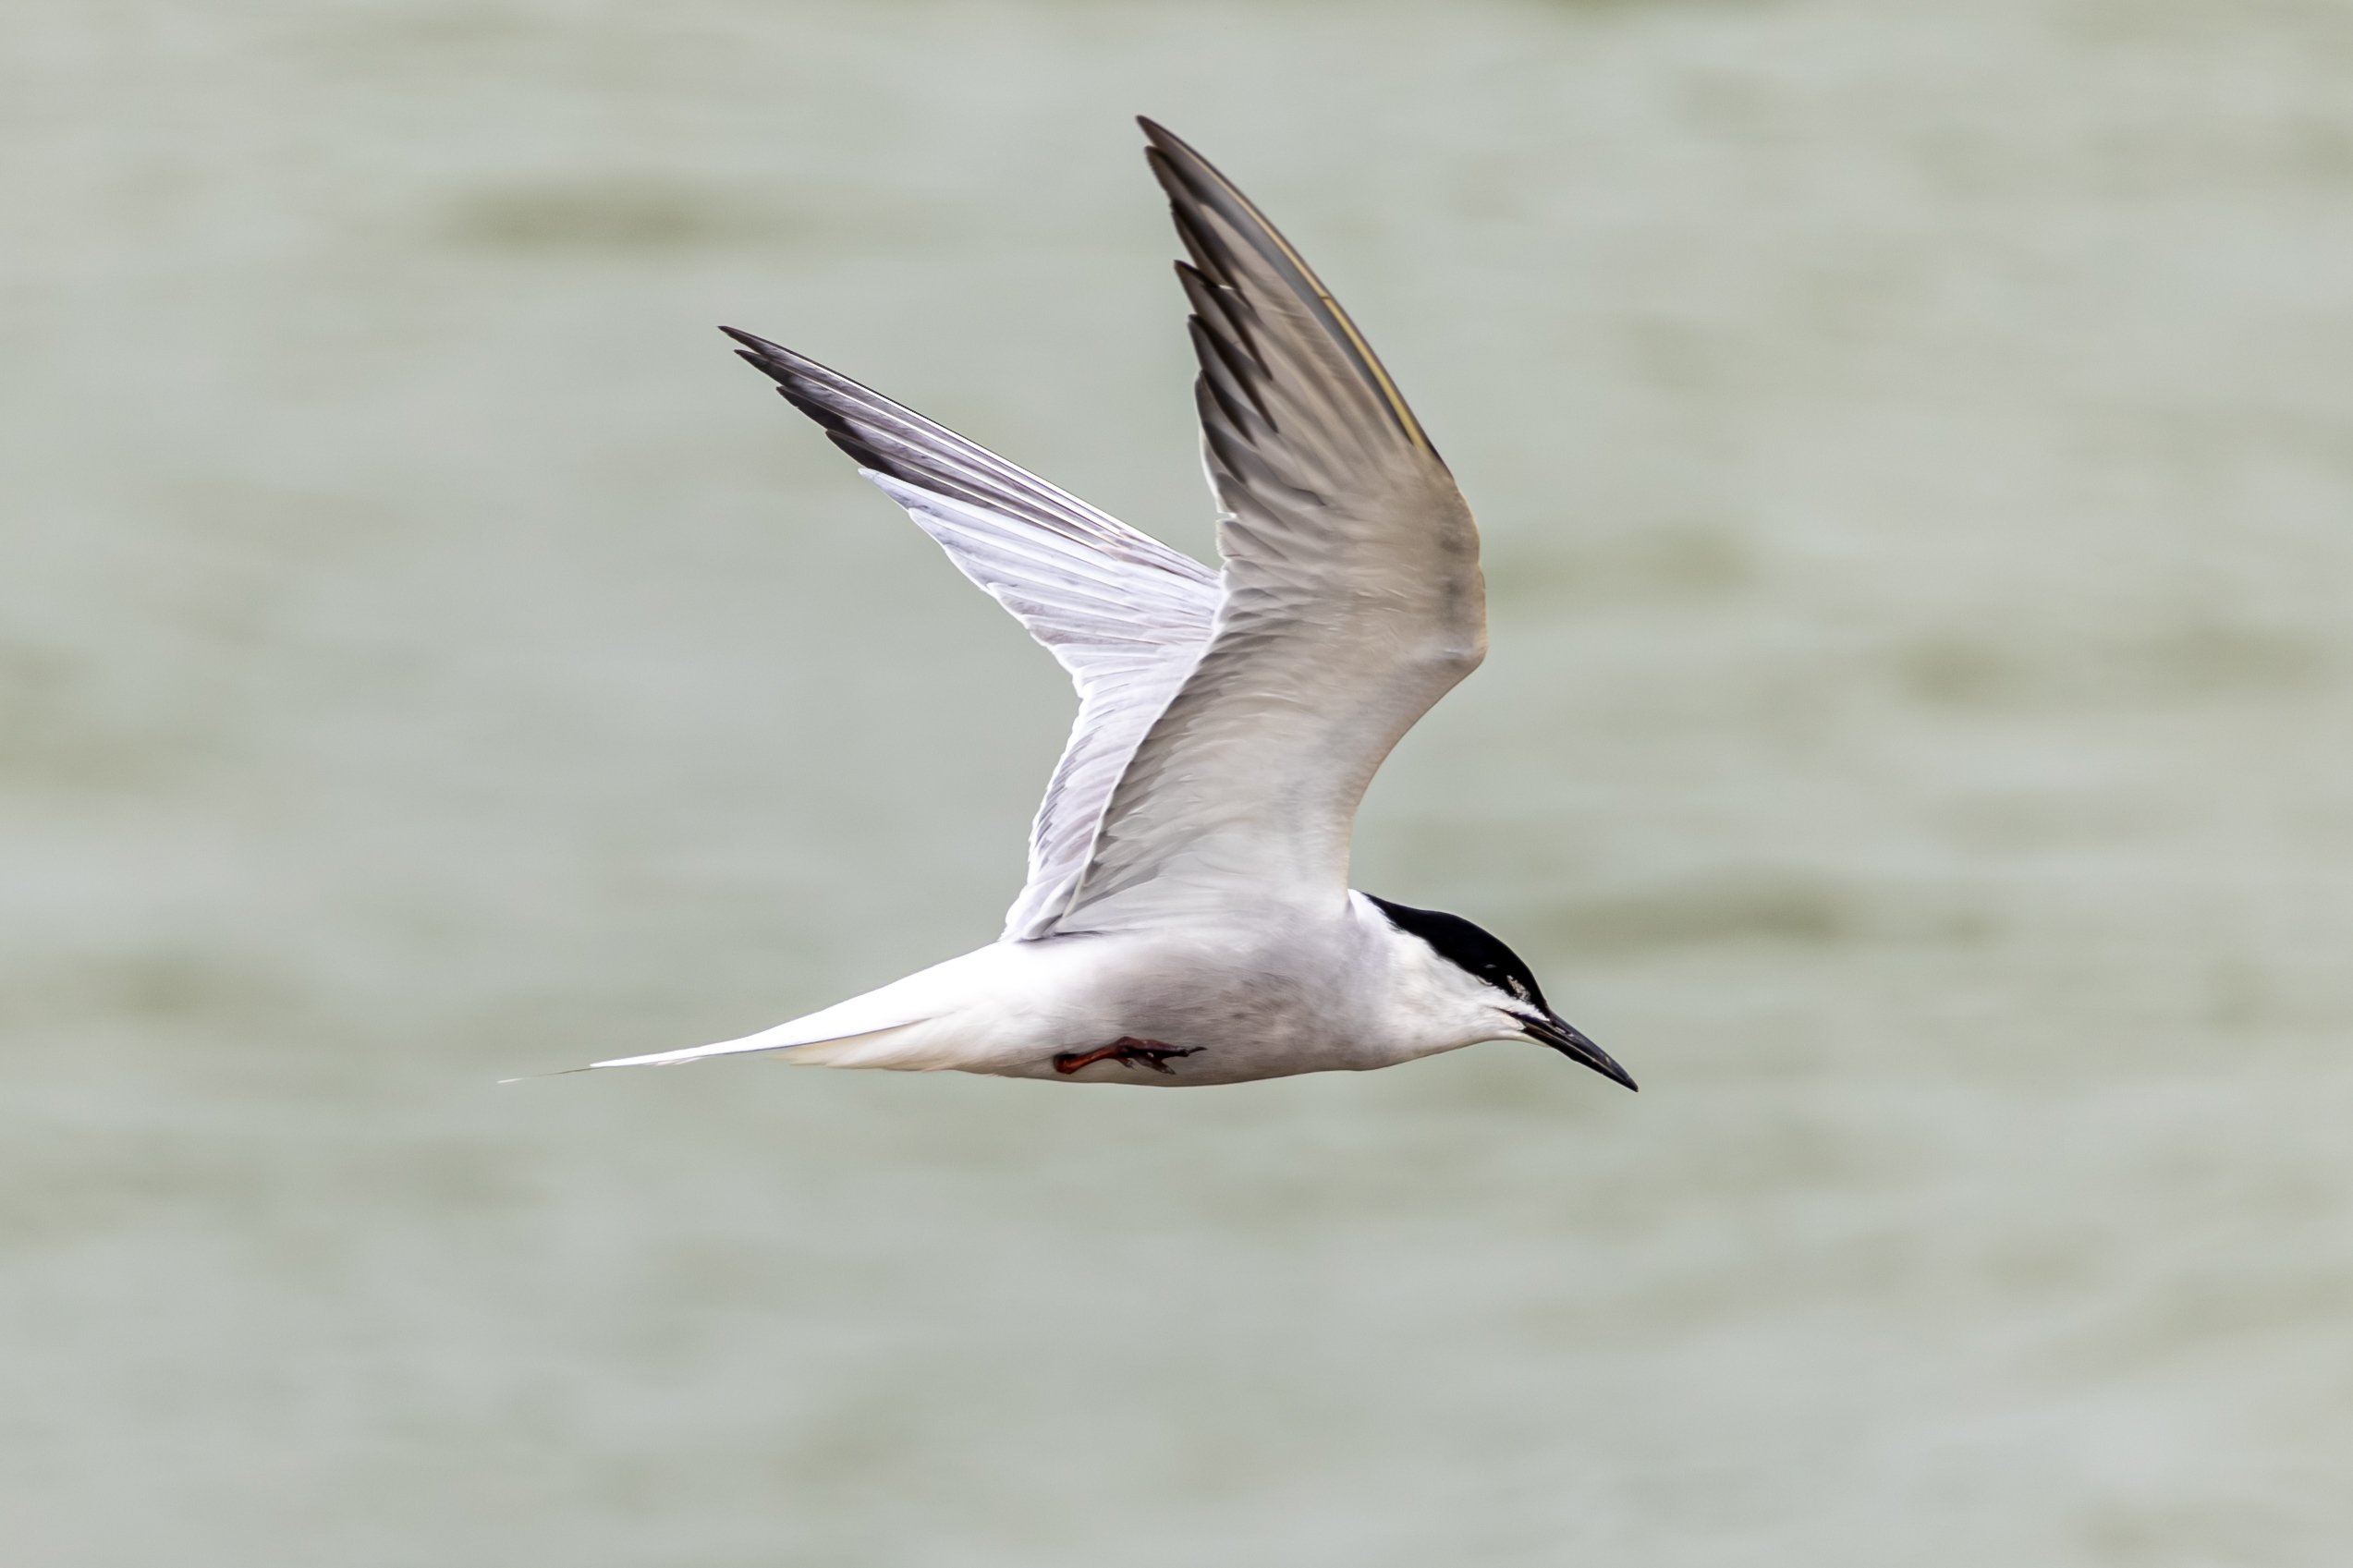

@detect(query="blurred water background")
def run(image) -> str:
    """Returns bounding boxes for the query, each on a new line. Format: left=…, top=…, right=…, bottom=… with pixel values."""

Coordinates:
left=6, top=0, right=2352, bottom=1562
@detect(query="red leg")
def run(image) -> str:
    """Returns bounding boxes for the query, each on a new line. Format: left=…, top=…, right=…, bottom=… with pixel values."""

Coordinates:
left=1053, top=1037, right=1204, bottom=1076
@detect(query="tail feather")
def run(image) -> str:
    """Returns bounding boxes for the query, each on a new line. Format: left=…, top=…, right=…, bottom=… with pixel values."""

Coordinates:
left=589, top=1015, right=933, bottom=1070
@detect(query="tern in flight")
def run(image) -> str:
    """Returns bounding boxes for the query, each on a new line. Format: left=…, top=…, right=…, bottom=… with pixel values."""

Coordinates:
left=589, top=120, right=1633, bottom=1091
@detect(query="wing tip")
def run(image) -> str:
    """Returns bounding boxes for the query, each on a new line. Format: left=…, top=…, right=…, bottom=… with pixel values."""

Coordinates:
left=718, top=323, right=781, bottom=359
left=1132, top=118, right=1438, bottom=460
left=1136, top=115, right=1209, bottom=170
left=715, top=328, right=907, bottom=474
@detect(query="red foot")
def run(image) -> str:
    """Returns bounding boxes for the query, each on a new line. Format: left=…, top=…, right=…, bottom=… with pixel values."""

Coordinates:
left=1053, top=1037, right=1204, bottom=1076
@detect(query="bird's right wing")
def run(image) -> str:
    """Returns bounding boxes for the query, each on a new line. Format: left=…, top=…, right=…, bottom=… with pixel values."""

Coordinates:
left=724, top=331, right=1220, bottom=940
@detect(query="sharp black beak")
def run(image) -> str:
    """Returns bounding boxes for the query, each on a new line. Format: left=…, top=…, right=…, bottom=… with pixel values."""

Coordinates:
left=1520, top=1012, right=1638, bottom=1091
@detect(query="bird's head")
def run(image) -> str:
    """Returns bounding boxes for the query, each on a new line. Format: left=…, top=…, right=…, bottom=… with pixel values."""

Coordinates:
left=1363, top=893, right=1636, bottom=1090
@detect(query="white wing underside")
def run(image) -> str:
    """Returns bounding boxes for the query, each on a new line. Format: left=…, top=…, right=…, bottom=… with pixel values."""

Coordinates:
left=866, top=473, right=1217, bottom=938
left=716, top=333, right=1219, bottom=941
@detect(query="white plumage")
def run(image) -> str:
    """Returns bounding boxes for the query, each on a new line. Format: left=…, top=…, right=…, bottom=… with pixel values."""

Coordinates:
left=586, top=120, right=1633, bottom=1092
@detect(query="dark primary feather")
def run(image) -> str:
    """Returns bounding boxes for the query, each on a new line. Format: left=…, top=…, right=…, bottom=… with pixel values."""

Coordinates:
left=723, top=326, right=1211, bottom=585
left=1140, top=118, right=1437, bottom=462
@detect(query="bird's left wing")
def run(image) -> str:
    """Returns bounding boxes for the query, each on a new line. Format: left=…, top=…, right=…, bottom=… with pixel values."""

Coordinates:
left=723, top=331, right=1219, bottom=939
left=1049, top=122, right=1486, bottom=932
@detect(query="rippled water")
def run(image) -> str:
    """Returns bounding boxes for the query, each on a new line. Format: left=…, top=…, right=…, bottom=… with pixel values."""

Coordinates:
left=6, top=2, right=2353, bottom=1562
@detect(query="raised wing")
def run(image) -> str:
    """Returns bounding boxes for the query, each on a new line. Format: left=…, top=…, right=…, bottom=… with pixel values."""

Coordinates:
left=723, top=330, right=1219, bottom=939
left=1053, top=121, right=1486, bottom=931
